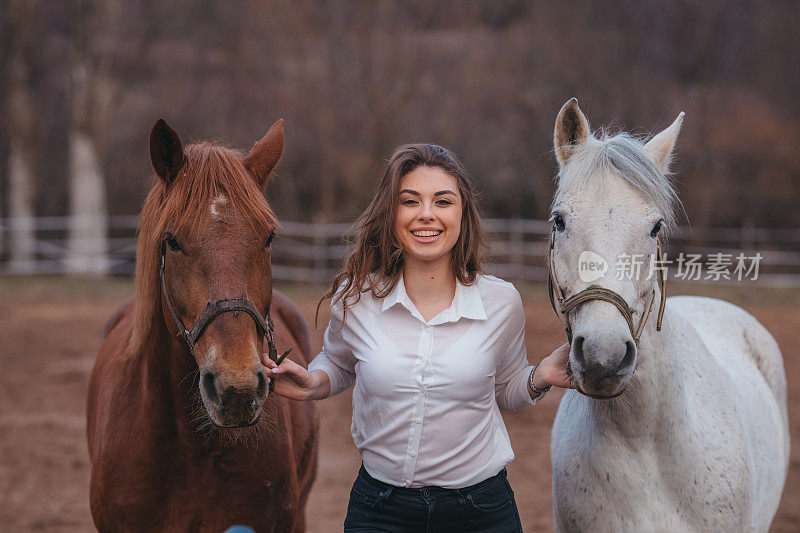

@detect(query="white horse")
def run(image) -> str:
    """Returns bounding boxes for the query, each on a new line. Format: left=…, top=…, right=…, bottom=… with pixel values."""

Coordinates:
left=548, top=99, right=789, bottom=532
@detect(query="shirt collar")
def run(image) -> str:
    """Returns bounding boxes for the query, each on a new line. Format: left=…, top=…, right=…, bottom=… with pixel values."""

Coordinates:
left=381, top=275, right=413, bottom=313
left=453, top=279, right=488, bottom=321
left=381, top=275, right=488, bottom=323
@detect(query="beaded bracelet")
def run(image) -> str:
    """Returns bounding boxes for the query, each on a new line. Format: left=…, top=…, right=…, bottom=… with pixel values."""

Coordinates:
left=528, top=362, right=552, bottom=396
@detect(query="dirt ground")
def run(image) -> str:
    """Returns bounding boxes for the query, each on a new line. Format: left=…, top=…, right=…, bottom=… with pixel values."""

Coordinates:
left=0, top=277, right=798, bottom=532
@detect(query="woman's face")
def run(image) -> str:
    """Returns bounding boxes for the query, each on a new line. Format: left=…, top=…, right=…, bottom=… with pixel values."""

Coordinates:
left=394, top=165, right=463, bottom=267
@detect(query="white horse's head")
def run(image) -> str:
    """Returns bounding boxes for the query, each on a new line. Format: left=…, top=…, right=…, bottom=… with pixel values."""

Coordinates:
left=550, top=98, right=684, bottom=397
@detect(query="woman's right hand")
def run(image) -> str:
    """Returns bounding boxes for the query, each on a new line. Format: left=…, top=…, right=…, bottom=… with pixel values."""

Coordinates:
left=261, top=356, right=328, bottom=401
left=535, top=342, right=575, bottom=390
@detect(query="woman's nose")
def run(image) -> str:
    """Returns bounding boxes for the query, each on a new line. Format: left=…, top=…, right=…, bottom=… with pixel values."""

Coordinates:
left=418, top=202, right=434, bottom=220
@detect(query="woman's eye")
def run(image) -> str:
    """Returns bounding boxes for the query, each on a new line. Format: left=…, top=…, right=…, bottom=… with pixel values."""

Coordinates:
left=402, top=199, right=418, bottom=206
left=650, top=220, right=663, bottom=238
left=165, top=235, right=181, bottom=251
left=436, top=199, right=453, bottom=206
left=553, top=214, right=565, bottom=231
left=265, top=232, right=275, bottom=248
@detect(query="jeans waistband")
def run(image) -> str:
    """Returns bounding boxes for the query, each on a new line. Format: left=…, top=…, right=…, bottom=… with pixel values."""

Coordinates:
left=357, top=465, right=507, bottom=500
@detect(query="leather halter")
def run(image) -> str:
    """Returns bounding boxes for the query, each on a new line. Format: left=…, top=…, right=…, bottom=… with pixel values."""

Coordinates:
left=547, top=223, right=666, bottom=346
left=159, top=240, right=291, bottom=391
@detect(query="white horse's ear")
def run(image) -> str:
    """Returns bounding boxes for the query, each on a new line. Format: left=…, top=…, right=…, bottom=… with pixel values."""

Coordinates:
left=554, top=98, right=590, bottom=168
left=645, top=112, right=685, bottom=173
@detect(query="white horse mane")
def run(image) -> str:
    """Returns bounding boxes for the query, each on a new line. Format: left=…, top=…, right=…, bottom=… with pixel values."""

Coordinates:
left=553, top=131, right=681, bottom=229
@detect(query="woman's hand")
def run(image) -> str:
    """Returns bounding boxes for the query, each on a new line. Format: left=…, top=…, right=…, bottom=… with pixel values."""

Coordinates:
left=533, top=342, right=575, bottom=390
left=261, top=355, right=330, bottom=401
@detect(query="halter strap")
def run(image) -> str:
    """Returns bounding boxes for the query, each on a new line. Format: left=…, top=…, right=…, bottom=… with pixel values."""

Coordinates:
left=187, top=298, right=271, bottom=347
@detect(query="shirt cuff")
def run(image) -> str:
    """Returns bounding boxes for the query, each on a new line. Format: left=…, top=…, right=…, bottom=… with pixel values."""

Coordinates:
left=308, top=351, right=355, bottom=398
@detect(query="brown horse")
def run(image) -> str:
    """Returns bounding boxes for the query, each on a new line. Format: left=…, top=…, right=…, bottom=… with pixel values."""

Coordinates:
left=87, top=119, right=318, bottom=532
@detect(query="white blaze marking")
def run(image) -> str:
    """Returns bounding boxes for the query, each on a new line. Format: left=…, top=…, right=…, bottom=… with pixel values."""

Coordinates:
left=210, top=195, right=228, bottom=218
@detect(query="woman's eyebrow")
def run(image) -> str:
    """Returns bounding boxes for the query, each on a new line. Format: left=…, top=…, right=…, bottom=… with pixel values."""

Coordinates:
left=399, top=189, right=457, bottom=196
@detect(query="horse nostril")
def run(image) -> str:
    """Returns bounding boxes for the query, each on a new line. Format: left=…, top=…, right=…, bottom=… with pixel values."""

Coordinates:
left=202, top=372, right=221, bottom=405
left=572, top=336, right=585, bottom=368
left=620, top=340, right=636, bottom=370
left=256, top=368, right=268, bottom=397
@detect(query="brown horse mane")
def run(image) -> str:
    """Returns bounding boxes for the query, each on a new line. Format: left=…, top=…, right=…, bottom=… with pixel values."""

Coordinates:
left=127, top=141, right=278, bottom=356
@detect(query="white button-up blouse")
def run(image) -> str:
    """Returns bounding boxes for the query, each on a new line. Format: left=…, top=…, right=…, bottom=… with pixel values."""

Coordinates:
left=308, top=274, right=546, bottom=489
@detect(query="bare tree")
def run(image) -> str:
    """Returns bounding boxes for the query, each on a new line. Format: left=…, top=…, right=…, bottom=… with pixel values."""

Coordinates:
left=66, top=0, right=115, bottom=274
left=6, top=0, right=38, bottom=270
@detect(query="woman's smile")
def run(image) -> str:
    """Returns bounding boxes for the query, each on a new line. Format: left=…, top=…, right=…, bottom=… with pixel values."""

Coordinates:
left=410, top=227, right=444, bottom=242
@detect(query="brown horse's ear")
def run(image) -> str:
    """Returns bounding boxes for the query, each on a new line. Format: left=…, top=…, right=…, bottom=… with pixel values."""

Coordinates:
left=554, top=98, right=590, bottom=168
left=149, top=118, right=184, bottom=185
left=244, top=119, right=284, bottom=188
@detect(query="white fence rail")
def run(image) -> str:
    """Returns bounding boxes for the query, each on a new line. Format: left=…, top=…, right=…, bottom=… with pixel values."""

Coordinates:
left=2, top=216, right=800, bottom=286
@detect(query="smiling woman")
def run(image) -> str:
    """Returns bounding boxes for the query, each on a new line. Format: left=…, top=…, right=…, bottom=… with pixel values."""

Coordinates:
left=262, top=143, right=575, bottom=532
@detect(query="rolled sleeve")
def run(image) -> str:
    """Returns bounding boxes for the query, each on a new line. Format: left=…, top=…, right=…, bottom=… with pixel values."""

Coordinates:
left=308, top=299, right=356, bottom=398
left=494, top=289, right=544, bottom=411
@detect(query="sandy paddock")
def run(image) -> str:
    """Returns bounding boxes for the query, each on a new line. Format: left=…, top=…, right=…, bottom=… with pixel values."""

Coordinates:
left=0, top=279, right=796, bottom=531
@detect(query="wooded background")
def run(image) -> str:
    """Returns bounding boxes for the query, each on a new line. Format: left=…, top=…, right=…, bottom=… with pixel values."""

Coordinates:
left=2, top=0, right=799, bottom=272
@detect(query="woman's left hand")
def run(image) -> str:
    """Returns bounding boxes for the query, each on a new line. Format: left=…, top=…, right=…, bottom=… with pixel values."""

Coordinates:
left=533, top=342, right=575, bottom=390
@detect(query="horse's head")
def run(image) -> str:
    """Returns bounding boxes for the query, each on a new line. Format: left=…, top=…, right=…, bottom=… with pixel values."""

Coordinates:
left=549, top=98, right=683, bottom=397
left=148, top=118, right=284, bottom=427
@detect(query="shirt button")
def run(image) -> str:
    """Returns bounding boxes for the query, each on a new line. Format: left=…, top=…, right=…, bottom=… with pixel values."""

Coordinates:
left=419, top=386, right=425, bottom=393
left=409, top=450, right=416, bottom=457
left=415, top=418, right=421, bottom=424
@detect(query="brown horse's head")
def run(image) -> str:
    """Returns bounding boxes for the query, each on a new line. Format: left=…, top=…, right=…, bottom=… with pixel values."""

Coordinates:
left=140, top=118, right=284, bottom=428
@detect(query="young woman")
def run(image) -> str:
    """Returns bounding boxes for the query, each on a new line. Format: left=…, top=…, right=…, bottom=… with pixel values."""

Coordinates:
left=263, top=144, right=573, bottom=532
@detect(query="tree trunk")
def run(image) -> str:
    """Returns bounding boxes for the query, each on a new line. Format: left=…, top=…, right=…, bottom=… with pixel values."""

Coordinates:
left=66, top=0, right=111, bottom=274
left=8, top=138, right=36, bottom=269
left=67, top=129, right=108, bottom=273
left=6, top=0, right=37, bottom=271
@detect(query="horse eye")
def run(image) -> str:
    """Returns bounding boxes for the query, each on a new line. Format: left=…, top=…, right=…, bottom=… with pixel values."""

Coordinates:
left=553, top=214, right=566, bottom=232
left=265, top=232, right=275, bottom=248
left=166, top=235, right=181, bottom=251
left=650, top=220, right=663, bottom=238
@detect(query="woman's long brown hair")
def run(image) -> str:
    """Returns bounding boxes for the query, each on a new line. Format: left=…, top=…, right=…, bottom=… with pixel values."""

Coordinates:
left=319, top=143, right=488, bottom=322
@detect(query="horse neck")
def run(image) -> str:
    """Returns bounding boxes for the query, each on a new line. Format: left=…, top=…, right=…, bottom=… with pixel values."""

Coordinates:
left=589, top=300, right=690, bottom=440
left=132, top=312, right=206, bottom=446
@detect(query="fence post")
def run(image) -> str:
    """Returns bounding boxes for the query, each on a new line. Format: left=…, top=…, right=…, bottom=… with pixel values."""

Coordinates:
left=313, top=223, right=327, bottom=283
left=741, top=216, right=755, bottom=253
left=510, top=218, right=524, bottom=280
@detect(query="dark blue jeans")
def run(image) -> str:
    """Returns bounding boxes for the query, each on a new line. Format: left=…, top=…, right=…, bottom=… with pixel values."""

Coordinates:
left=344, top=465, right=523, bottom=532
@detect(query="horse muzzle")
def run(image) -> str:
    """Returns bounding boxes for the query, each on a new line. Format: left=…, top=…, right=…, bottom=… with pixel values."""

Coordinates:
left=570, top=334, right=637, bottom=398
left=199, top=366, right=269, bottom=428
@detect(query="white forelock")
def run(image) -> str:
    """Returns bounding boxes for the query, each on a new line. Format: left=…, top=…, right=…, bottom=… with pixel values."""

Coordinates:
left=553, top=132, right=681, bottom=230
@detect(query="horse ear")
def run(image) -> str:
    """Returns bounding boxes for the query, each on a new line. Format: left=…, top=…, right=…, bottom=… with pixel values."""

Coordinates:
left=149, top=118, right=184, bottom=185
left=645, top=112, right=685, bottom=173
left=244, top=119, right=284, bottom=188
left=554, top=98, right=590, bottom=168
